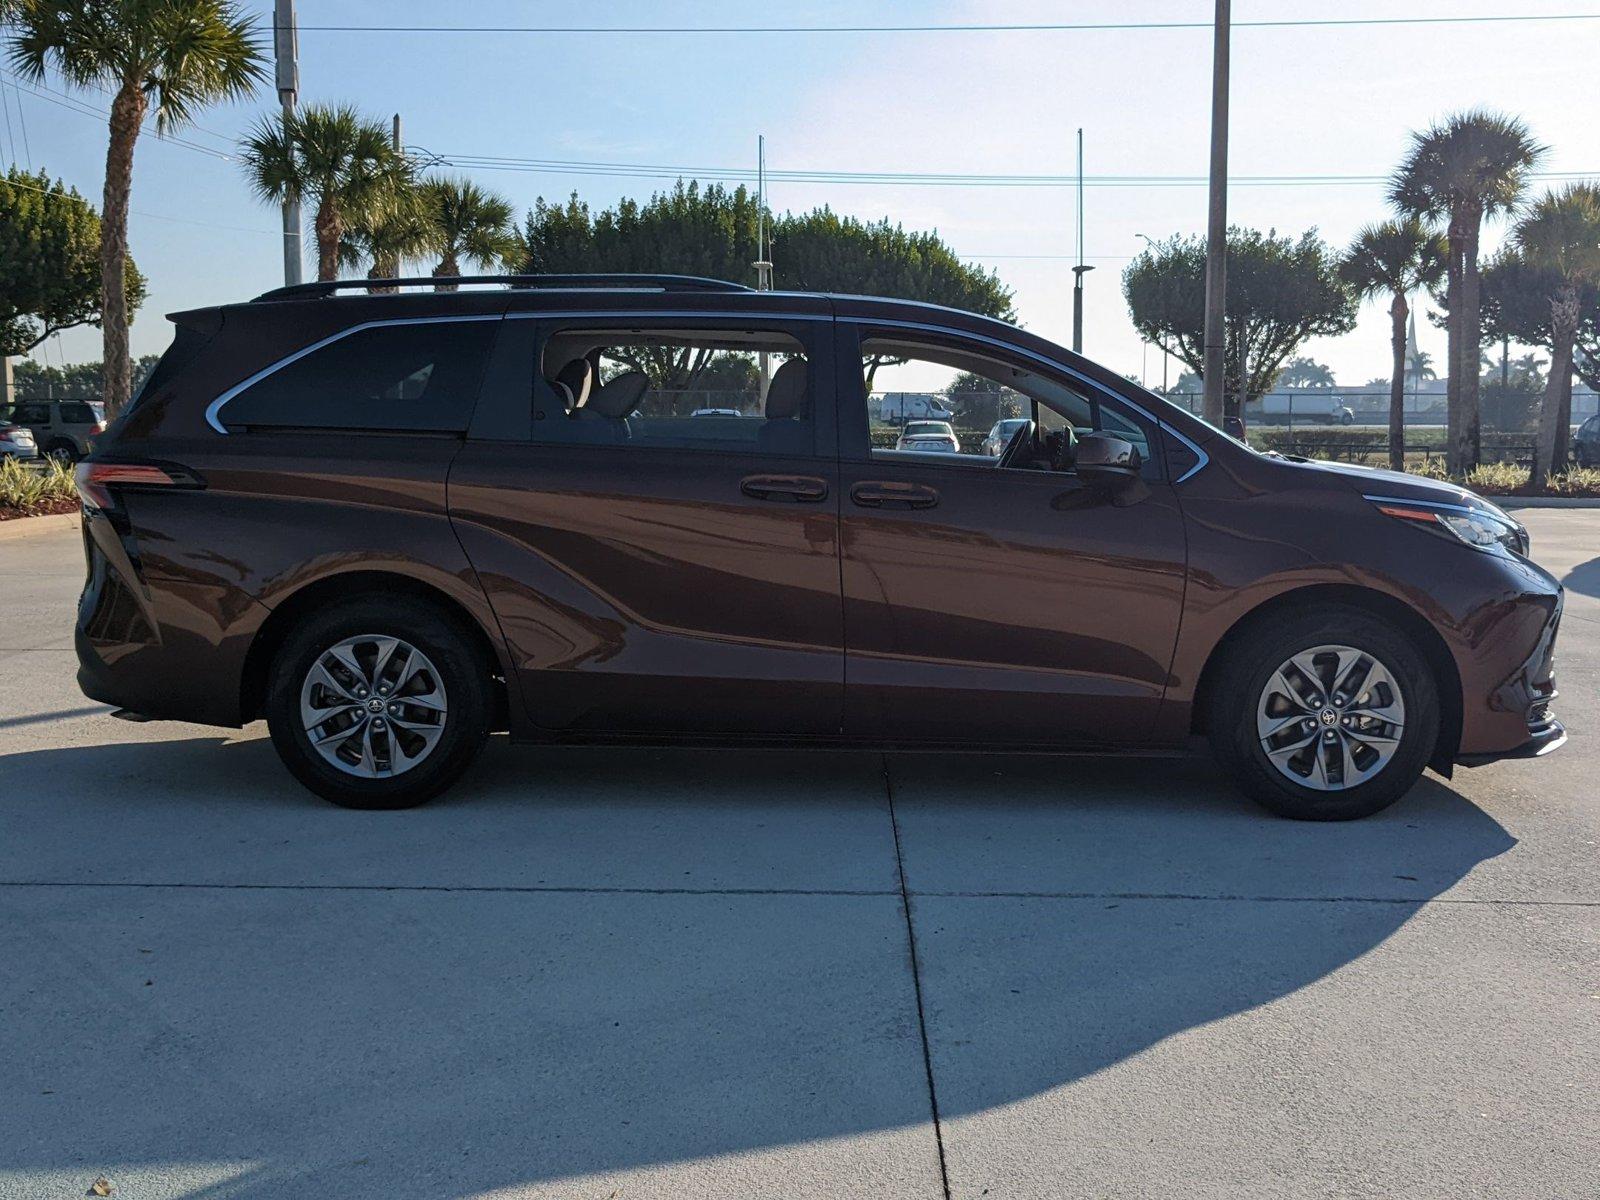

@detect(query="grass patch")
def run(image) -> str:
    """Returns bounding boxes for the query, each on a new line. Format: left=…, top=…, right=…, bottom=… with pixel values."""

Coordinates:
left=0, top=457, right=79, bottom=518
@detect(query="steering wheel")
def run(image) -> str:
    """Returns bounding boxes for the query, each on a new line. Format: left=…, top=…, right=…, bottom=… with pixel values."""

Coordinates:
left=995, top=418, right=1037, bottom=470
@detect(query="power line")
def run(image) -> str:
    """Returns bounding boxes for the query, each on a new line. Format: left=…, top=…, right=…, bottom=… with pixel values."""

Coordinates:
left=0, top=70, right=236, bottom=161
left=430, top=151, right=1598, bottom=190
left=297, top=13, right=1600, bottom=35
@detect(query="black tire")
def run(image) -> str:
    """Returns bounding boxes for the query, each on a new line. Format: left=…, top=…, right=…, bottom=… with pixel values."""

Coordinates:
left=1207, top=605, right=1440, bottom=820
left=45, top=441, right=79, bottom=465
left=265, top=595, right=491, bottom=809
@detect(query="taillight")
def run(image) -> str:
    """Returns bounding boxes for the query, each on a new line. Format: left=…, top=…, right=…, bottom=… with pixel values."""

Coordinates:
left=74, top=461, right=202, bottom=510
left=90, top=423, right=105, bottom=435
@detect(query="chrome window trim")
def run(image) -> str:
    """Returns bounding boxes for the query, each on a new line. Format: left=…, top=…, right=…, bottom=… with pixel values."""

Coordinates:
left=205, top=314, right=504, bottom=434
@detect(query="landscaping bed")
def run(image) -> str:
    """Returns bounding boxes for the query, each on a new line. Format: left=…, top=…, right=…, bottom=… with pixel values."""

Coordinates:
left=0, top=458, right=80, bottom=520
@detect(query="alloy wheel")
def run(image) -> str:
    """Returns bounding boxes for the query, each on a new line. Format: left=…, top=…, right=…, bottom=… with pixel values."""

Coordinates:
left=299, top=634, right=448, bottom=778
left=1255, top=643, right=1406, bottom=791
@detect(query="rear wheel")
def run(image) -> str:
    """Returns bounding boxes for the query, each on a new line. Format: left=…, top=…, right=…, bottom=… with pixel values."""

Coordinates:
left=265, top=596, right=490, bottom=809
left=1208, top=606, right=1439, bottom=820
left=44, top=440, right=79, bottom=465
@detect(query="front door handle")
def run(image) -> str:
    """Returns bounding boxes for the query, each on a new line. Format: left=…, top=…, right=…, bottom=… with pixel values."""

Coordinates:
left=851, top=481, right=940, bottom=509
left=741, top=474, right=829, bottom=503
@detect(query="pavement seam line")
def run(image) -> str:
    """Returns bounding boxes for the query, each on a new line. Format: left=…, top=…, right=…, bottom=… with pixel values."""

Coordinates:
left=882, top=752, right=953, bottom=1200
left=0, top=880, right=1594, bottom=905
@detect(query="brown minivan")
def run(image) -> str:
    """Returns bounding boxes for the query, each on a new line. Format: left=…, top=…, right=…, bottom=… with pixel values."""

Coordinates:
left=74, top=274, right=1565, bottom=818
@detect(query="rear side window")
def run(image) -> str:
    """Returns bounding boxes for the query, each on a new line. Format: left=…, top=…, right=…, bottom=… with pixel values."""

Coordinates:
left=221, top=319, right=498, bottom=432
left=60, top=402, right=97, bottom=424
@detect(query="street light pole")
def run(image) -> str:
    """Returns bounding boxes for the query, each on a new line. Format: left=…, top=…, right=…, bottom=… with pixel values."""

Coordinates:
left=1201, top=0, right=1230, bottom=427
left=1136, top=232, right=1171, bottom=393
left=274, top=0, right=302, bottom=286
left=753, top=134, right=774, bottom=400
left=1071, top=128, right=1093, bottom=353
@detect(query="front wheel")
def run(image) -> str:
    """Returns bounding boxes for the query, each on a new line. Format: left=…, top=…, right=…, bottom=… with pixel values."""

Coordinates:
left=265, top=596, right=490, bottom=809
left=1208, top=606, right=1440, bottom=820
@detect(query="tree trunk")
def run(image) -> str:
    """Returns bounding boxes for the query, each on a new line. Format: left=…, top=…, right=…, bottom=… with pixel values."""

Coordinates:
left=1533, top=287, right=1579, bottom=492
left=101, top=81, right=147, bottom=420
left=1554, top=359, right=1573, bottom=474
left=1389, top=293, right=1408, bottom=472
left=314, top=196, right=342, bottom=282
left=1458, top=212, right=1484, bottom=473
left=433, top=250, right=461, bottom=293
left=1443, top=223, right=1464, bottom=474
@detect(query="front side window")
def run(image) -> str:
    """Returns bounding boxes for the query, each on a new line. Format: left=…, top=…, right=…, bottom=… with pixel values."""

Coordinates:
left=534, top=327, right=813, bottom=456
left=221, top=319, right=498, bottom=432
left=861, top=335, right=1157, bottom=477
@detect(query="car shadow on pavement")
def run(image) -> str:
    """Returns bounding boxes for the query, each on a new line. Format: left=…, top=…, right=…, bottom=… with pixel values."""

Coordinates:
left=1560, top=555, right=1600, bottom=599
left=0, top=735, right=1516, bottom=1199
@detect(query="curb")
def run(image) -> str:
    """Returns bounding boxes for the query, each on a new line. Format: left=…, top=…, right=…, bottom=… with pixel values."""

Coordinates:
left=0, top=511, right=81, bottom=542
left=1493, top=497, right=1600, bottom=510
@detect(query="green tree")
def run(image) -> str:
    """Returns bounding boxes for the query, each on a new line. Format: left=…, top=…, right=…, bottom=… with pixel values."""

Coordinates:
left=1512, top=184, right=1600, bottom=489
left=519, top=181, right=1012, bottom=387
left=1, top=168, right=145, bottom=367
left=1339, top=218, right=1448, bottom=468
left=1122, top=227, right=1356, bottom=417
left=12, top=353, right=159, bottom=398
left=241, top=103, right=399, bottom=282
left=5, top=0, right=264, bottom=416
left=1390, top=109, right=1545, bottom=472
left=421, top=177, right=518, bottom=289
left=1274, top=356, right=1336, bottom=388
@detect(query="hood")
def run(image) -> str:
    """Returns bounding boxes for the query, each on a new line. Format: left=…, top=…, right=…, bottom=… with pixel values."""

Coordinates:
left=1274, top=454, right=1490, bottom=507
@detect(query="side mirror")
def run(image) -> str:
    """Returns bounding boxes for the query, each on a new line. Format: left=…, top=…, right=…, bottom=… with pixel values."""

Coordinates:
left=1076, top=432, right=1142, bottom=490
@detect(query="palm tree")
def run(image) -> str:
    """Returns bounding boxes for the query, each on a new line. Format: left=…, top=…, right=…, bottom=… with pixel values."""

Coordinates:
left=1340, top=218, right=1447, bottom=470
left=1390, top=110, right=1545, bottom=473
left=240, top=104, right=398, bottom=283
left=1407, top=348, right=1437, bottom=381
left=1514, top=184, right=1600, bottom=490
left=421, top=177, right=518, bottom=291
left=340, top=168, right=429, bottom=291
left=4, top=0, right=264, bottom=416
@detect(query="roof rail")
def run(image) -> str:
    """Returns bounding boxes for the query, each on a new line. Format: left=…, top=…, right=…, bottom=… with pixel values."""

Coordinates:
left=251, top=273, right=755, bottom=302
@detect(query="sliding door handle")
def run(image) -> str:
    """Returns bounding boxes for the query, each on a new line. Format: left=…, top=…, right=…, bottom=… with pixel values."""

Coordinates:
left=851, top=481, right=939, bottom=509
left=741, top=474, right=829, bottom=503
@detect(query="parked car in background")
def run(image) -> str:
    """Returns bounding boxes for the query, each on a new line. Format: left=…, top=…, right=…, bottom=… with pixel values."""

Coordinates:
left=896, top=419, right=960, bottom=452
left=0, top=399, right=105, bottom=462
left=1573, top=414, right=1600, bottom=467
left=75, top=272, right=1564, bottom=820
left=0, top=418, right=38, bottom=460
left=981, top=417, right=1030, bottom=456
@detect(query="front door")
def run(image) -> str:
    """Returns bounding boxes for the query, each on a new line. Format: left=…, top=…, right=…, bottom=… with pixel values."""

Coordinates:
left=449, top=314, right=845, bottom=736
left=837, top=322, right=1188, bottom=747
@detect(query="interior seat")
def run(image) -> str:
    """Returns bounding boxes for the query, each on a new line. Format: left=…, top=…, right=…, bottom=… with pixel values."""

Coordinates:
left=550, top=356, right=593, bottom=411
left=756, top=359, right=810, bottom=455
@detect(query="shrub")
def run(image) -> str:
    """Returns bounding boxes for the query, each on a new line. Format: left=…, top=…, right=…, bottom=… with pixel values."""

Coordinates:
left=0, top=457, right=78, bottom=513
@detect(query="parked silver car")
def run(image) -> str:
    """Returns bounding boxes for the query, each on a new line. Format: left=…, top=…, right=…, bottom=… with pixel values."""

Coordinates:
left=0, top=399, right=105, bottom=462
left=0, top=417, right=38, bottom=460
left=981, top=417, right=1031, bottom=456
left=895, top=419, right=961, bottom=453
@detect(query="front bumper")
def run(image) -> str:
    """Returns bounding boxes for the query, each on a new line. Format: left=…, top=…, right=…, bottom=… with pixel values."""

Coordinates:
left=1458, top=708, right=1567, bottom=766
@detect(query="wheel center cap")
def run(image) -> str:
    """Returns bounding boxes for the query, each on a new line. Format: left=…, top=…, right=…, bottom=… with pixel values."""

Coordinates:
left=367, top=698, right=384, bottom=714
left=1319, top=708, right=1338, bottom=726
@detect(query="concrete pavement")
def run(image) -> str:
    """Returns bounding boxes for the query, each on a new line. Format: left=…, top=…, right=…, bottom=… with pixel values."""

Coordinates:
left=1, top=513, right=1595, bottom=1198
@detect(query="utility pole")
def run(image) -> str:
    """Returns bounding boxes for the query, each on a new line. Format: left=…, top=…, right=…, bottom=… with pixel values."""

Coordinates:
left=1071, top=128, right=1093, bottom=354
left=274, top=0, right=302, bottom=286
left=753, top=135, right=774, bottom=401
left=1201, top=0, right=1230, bottom=428
left=392, top=112, right=402, bottom=154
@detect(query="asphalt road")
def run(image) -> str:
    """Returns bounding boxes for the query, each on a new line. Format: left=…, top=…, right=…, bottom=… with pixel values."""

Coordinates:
left=1, top=513, right=1595, bottom=1200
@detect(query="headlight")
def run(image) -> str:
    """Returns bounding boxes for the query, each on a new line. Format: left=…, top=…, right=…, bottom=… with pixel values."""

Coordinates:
left=1369, top=496, right=1528, bottom=556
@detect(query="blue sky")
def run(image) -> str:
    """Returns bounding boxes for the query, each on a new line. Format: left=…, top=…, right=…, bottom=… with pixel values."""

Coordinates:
left=7, top=0, right=1598, bottom=388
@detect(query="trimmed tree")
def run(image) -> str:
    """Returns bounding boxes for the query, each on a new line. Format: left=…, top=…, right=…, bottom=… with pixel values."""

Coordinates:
left=1, top=167, right=145, bottom=369
left=1339, top=218, right=1447, bottom=470
left=4, top=0, right=264, bottom=416
left=1123, top=227, right=1356, bottom=419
